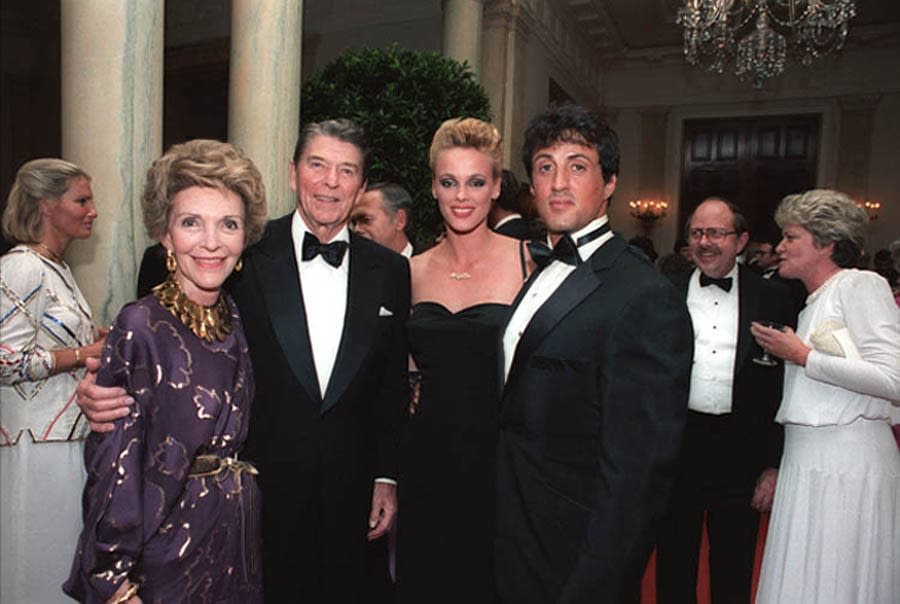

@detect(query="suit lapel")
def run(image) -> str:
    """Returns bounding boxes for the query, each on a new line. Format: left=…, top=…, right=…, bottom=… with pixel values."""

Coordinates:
left=496, top=265, right=547, bottom=396
left=503, top=237, right=625, bottom=393
left=735, top=265, right=759, bottom=372
left=256, top=215, right=322, bottom=403
left=321, top=234, right=381, bottom=413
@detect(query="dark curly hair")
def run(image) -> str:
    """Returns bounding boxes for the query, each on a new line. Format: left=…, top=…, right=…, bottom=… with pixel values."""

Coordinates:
left=521, top=104, right=619, bottom=182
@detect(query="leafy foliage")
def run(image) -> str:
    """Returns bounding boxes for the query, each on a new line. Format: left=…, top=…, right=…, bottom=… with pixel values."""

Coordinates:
left=301, top=46, right=492, bottom=247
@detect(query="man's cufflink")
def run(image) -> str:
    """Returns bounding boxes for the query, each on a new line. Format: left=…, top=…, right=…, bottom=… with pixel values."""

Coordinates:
left=378, top=306, right=393, bottom=317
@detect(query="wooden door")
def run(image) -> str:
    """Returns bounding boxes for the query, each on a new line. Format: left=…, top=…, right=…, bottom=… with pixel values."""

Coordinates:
left=679, top=115, right=819, bottom=241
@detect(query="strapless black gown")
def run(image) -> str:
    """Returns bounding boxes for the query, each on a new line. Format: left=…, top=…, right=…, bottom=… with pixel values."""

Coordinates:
left=398, top=301, right=509, bottom=604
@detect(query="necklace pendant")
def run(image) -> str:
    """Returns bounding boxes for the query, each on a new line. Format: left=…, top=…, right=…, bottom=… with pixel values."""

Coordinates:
left=449, top=271, right=471, bottom=280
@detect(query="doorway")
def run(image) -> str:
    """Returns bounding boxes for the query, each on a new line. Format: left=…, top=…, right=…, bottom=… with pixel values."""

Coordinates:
left=679, top=115, right=820, bottom=242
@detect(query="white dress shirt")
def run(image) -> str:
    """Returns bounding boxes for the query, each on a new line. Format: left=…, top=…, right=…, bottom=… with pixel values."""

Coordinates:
left=401, top=241, right=414, bottom=259
left=686, top=264, right=740, bottom=415
left=291, top=211, right=349, bottom=397
left=503, top=216, right=614, bottom=381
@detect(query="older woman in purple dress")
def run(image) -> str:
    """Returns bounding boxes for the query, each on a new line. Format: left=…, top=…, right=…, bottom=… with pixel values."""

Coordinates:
left=64, top=140, right=267, bottom=603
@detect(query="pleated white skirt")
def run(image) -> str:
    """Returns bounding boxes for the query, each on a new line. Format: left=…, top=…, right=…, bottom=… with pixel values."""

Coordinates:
left=0, top=438, right=86, bottom=604
left=756, top=419, right=900, bottom=603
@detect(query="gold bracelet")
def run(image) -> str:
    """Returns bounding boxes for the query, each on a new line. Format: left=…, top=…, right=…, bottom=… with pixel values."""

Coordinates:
left=112, top=582, right=139, bottom=604
left=73, top=347, right=82, bottom=367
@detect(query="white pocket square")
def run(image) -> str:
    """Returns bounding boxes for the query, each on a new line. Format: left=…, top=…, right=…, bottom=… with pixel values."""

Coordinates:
left=378, top=306, right=393, bottom=317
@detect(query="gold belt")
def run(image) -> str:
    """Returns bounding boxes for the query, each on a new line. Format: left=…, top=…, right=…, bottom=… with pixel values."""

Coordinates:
left=187, top=454, right=258, bottom=479
left=187, top=453, right=260, bottom=578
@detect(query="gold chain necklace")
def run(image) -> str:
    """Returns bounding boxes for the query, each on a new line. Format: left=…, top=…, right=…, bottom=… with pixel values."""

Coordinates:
left=153, top=276, right=232, bottom=342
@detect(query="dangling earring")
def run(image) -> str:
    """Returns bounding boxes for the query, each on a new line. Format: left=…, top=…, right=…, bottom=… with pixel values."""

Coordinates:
left=166, top=248, right=177, bottom=273
left=234, top=258, right=243, bottom=272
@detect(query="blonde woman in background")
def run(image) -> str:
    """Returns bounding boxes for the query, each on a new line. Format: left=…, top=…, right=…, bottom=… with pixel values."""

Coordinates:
left=0, top=158, right=104, bottom=603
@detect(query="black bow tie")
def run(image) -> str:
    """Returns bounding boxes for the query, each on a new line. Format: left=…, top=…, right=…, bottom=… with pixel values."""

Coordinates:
left=302, top=232, right=348, bottom=268
left=528, top=223, right=611, bottom=269
left=700, top=274, right=733, bottom=292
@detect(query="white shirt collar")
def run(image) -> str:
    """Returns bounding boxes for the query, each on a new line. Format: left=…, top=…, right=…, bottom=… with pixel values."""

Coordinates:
left=546, top=215, right=613, bottom=263
left=494, top=213, right=523, bottom=229
left=692, top=262, right=739, bottom=291
left=291, top=209, right=351, bottom=245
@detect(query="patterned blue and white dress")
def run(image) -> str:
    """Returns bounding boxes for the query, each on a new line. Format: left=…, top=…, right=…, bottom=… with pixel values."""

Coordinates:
left=1, top=245, right=95, bottom=603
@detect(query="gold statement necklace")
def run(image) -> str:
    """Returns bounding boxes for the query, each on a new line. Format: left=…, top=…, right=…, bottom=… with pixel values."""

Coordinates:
left=153, top=275, right=232, bottom=342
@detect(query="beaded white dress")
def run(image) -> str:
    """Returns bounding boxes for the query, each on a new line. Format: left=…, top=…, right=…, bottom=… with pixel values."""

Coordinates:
left=0, top=245, right=94, bottom=603
left=756, top=269, right=900, bottom=603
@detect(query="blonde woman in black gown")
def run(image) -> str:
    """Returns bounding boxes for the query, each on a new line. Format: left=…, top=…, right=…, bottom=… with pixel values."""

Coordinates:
left=398, top=118, right=534, bottom=603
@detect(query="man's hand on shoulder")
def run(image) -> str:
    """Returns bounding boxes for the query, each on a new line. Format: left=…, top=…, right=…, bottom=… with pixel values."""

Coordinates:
left=76, top=356, right=133, bottom=432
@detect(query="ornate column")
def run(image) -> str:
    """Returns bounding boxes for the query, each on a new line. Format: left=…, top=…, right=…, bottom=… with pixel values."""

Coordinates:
left=482, top=1, right=533, bottom=169
left=443, top=0, right=485, bottom=75
left=229, top=0, right=303, bottom=217
left=61, top=0, right=163, bottom=324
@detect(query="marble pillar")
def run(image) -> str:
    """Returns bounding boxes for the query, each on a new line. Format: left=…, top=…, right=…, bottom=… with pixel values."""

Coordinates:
left=229, top=0, right=302, bottom=217
left=443, top=0, right=484, bottom=76
left=482, top=1, right=533, bottom=169
left=61, top=0, right=164, bottom=325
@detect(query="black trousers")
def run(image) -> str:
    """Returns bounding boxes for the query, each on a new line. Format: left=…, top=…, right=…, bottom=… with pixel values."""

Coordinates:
left=656, top=411, right=761, bottom=604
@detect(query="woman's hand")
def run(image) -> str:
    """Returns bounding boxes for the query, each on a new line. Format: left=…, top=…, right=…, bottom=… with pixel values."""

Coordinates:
left=751, top=322, right=811, bottom=366
left=106, top=580, right=141, bottom=604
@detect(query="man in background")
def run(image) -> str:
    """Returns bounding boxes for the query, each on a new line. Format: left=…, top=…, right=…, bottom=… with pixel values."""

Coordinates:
left=656, top=197, right=795, bottom=604
left=351, top=182, right=414, bottom=257
left=490, top=169, right=537, bottom=240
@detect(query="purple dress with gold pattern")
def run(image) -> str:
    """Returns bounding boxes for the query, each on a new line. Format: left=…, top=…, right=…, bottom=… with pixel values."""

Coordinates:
left=64, top=294, right=261, bottom=603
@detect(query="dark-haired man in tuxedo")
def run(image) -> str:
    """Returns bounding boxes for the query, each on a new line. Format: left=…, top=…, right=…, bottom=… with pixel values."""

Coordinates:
left=655, top=197, right=794, bottom=604
left=496, top=104, right=694, bottom=603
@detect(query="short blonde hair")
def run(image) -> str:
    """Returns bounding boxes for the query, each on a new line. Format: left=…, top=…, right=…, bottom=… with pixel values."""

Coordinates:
left=142, top=139, right=267, bottom=246
left=2, top=158, right=90, bottom=244
left=775, top=189, right=868, bottom=268
left=428, top=118, right=502, bottom=177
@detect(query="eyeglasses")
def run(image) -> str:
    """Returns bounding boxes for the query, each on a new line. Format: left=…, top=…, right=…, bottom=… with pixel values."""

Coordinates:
left=688, top=228, right=737, bottom=242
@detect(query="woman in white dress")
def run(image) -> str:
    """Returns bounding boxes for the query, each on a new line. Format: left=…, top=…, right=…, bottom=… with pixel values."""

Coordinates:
left=0, top=159, right=105, bottom=603
left=751, top=189, right=900, bottom=603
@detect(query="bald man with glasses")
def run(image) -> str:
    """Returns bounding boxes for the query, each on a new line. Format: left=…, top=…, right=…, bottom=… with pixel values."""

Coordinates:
left=655, top=197, right=796, bottom=604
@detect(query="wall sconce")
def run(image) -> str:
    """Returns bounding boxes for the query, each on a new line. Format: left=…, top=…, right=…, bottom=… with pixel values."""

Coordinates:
left=629, top=199, right=669, bottom=230
left=856, top=200, right=880, bottom=221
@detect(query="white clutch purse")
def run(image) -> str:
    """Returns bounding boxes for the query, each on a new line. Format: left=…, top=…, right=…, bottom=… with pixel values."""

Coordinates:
left=809, top=319, right=861, bottom=361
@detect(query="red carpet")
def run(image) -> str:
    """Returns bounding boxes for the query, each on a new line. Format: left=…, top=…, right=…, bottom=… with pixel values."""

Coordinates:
left=641, top=513, right=770, bottom=603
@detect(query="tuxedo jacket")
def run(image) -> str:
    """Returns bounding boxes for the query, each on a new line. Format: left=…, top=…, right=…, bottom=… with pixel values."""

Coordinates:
left=227, top=213, right=409, bottom=561
left=670, top=265, right=795, bottom=486
left=495, top=235, right=694, bottom=604
left=495, top=216, right=539, bottom=241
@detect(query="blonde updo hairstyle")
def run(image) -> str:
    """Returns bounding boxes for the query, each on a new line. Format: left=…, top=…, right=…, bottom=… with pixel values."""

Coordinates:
left=2, top=158, right=90, bottom=244
left=142, top=139, right=268, bottom=247
left=774, top=189, right=867, bottom=269
left=428, top=118, right=503, bottom=178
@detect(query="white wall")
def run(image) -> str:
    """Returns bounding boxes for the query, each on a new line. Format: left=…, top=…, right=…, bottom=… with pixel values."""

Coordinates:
left=597, top=42, right=900, bottom=255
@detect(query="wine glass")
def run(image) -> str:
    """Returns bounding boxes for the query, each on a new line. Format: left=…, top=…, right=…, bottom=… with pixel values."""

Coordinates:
left=753, top=320, right=785, bottom=367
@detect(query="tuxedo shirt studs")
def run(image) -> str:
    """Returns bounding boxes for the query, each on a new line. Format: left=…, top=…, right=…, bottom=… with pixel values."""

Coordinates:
left=686, top=266, right=740, bottom=414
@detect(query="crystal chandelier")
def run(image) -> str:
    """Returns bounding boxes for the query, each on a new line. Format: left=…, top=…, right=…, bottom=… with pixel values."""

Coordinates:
left=677, top=0, right=857, bottom=88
